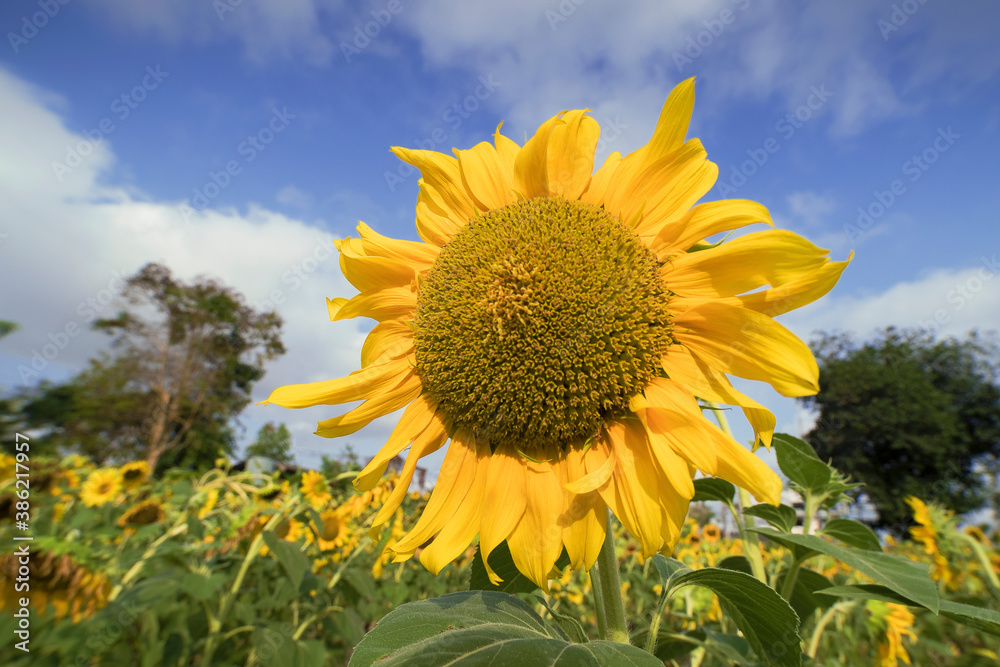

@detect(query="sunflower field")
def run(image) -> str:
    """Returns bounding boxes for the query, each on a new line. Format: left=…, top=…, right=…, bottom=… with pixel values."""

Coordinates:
left=3, top=434, right=1000, bottom=666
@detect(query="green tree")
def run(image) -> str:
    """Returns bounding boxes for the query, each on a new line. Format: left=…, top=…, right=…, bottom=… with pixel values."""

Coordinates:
left=245, top=422, right=294, bottom=464
left=799, top=327, right=1000, bottom=529
left=0, top=321, right=22, bottom=444
left=19, top=264, right=285, bottom=472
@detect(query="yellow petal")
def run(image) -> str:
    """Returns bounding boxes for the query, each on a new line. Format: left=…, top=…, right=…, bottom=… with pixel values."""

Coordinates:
left=391, top=147, right=476, bottom=242
left=714, top=437, right=783, bottom=506
left=478, top=445, right=527, bottom=584
left=493, top=121, right=521, bottom=166
left=563, top=445, right=616, bottom=495
left=314, top=373, right=422, bottom=438
left=360, top=320, right=414, bottom=368
left=738, top=251, right=853, bottom=317
left=558, top=451, right=607, bottom=570
left=664, top=229, right=835, bottom=298
left=507, top=457, right=567, bottom=591
left=260, top=355, right=413, bottom=409
left=632, top=378, right=718, bottom=475
left=631, top=141, right=718, bottom=237
left=653, top=199, right=773, bottom=257
left=414, top=189, right=466, bottom=248
left=598, top=420, right=668, bottom=558
left=339, top=244, right=417, bottom=293
left=661, top=345, right=775, bottom=448
left=672, top=299, right=819, bottom=397
left=393, top=429, right=478, bottom=556
left=456, top=141, right=518, bottom=211
left=419, top=439, right=489, bottom=575
left=368, top=422, right=448, bottom=534
left=514, top=109, right=600, bottom=200
left=580, top=151, right=622, bottom=207
left=354, top=394, right=443, bottom=491
left=357, top=221, right=440, bottom=266
left=628, top=77, right=696, bottom=171
left=333, top=285, right=417, bottom=322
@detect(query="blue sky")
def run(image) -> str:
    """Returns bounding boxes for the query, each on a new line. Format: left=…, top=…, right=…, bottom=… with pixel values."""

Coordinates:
left=1, top=0, right=999, bottom=478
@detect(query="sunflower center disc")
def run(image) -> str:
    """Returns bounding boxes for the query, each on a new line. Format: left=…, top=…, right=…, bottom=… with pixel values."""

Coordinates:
left=414, top=196, right=673, bottom=453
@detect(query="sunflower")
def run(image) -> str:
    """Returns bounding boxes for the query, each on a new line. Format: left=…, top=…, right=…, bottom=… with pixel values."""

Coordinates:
left=318, top=507, right=344, bottom=543
left=263, top=78, right=850, bottom=588
left=118, top=500, right=166, bottom=528
left=197, top=489, right=219, bottom=519
left=300, top=470, right=332, bottom=509
left=80, top=468, right=121, bottom=507
left=867, top=600, right=917, bottom=667
left=120, top=461, right=149, bottom=489
left=702, top=523, right=721, bottom=543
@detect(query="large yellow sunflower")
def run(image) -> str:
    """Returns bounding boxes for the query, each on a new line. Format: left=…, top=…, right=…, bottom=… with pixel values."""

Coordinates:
left=80, top=468, right=121, bottom=507
left=263, top=78, right=850, bottom=589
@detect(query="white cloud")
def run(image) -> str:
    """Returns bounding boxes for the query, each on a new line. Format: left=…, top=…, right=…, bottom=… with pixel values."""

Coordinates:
left=276, top=184, right=312, bottom=209
left=786, top=191, right=836, bottom=228
left=0, top=66, right=383, bottom=468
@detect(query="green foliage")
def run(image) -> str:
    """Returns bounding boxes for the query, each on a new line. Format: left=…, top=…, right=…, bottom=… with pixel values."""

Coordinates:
left=15, top=263, right=285, bottom=472
left=246, top=422, right=295, bottom=464
left=800, top=328, right=1000, bottom=528
left=349, top=591, right=661, bottom=667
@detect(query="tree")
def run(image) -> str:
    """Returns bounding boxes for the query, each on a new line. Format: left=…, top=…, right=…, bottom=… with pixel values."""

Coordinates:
left=20, top=263, right=285, bottom=472
left=799, top=327, right=1000, bottom=530
left=245, top=422, right=294, bottom=464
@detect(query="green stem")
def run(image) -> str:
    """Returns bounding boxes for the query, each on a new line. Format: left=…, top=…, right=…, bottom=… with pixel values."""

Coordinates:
left=956, top=532, right=1000, bottom=601
left=595, top=509, right=630, bottom=644
left=779, top=556, right=802, bottom=602
left=704, top=401, right=768, bottom=584
left=590, top=563, right=609, bottom=641
left=806, top=601, right=854, bottom=659
left=645, top=585, right=672, bottom=654
left=108, top=521, right=188, bottom=601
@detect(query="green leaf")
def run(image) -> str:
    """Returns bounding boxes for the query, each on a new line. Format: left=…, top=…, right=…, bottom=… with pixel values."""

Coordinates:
left=652, top=555, right=691, bottom=583
left=744, top=504, right=798, bottom=533
left=535, top=596, right=588, bottom=644
left=772, top=434, right=832, bottom=493
left=939, top=599, right=1000, bottom=638
left=262, top=530, right=310, bottom=590
left=815, top=584, right=915, bottom=606
left=469, top=540, right=569, bottom=594
left=692, top=477, right=736, bottom=503
left=179, top=572, right=226, bottom=601
left=349, top=591, right=661, bottom=667
left=820, top=518, right=882, bottom=551
left=774, top=569, right=834, bottom=623
left=666, top=568, right=801, bottom=666
left=717, top=555, right=754, bottom=576
left=752, top=528, right=939, bottom=613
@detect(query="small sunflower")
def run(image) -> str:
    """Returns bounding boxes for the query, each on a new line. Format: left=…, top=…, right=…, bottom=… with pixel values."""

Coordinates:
left=702, top=523, right=721, bottom=543
left=867, top=600, right=917, bottom=667
left=80, top=469, right=121, bottom=507
left=300, top=470, right=332, bottom=508
left=118, top=500, right=165, bottom=528
left=120, top=461, right=149, bottom=489
left=318, top=507, right=343, bottom=542
left=197, top=489, right=219, bottom=519
left=264, top=78, right=850, bottom=588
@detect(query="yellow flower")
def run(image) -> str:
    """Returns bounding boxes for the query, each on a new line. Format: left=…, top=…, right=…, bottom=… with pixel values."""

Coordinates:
left=118, top=500, right=165, bottom=528
left=702, top=523, right=721, bottom=543
left=868, top=601, right=917, bottom=666
left=119, top=461, right=149, bottom=489
left=197, top=489, right=219, bottom=519
left=299, top=470, right=332, bottom=509
left=80, top=469, right=121, bottom=507
left=263, top=79, right=849, bottom=589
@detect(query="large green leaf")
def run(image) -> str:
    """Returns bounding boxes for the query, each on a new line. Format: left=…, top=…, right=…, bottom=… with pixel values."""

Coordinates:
left=817, top=585, right=1000, bottom=637
left=349, top=591, right=661, bottom=666
left=469, top=541, right=570, bottom=595
left=744, top=504, right=798, bottom=533
left=692, top=477, right=736, bottom=503
left=772, top=434, right=831, bottom=493
left=774, top=569, right=834, bottom=623
left=262, top=530, right=310, bottom=590
left=666, top=567, right=801, bottom=667
left=820, top=518, right=881, bottom=551
left=752, top=528, right=939, bottom=612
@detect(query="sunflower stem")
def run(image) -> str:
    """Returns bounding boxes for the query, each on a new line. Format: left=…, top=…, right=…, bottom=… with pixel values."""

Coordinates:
left=704, top=401, right=768, bottom=584
left=595, top=509, right=630, bottom=645
left=589, top=563, right=609, bottom=640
